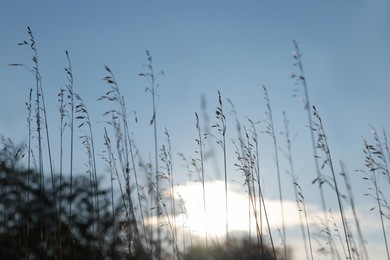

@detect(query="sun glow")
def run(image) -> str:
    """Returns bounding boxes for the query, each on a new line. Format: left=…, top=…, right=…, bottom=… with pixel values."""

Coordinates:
left=169, top=180, right=305, bottom=239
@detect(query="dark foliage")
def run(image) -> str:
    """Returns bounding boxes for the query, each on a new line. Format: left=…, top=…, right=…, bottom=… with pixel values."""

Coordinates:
left=0, top=145, right=149, bottom=260
left=184, top=237, right=286, bottom=260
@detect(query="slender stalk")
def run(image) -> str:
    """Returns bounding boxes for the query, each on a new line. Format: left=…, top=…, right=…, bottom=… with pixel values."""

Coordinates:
left=363, top=136, right=390, bottom=259
left=100, top=66, right=143, bottom=256
left=160, top=128, right=180, bottom=258
left=291, top=40, right=335, bottom=258
left=65, top=49, right=75, bottom=258
left=102, top=128, right=117, bottom=257
left=58, top=87, right=66, bottom=259
left=312, top=106, right=352, bottom=259
left=213, top=91, right=229, bottom=258
left=340, top=161, right=369, bottom=260
left=282, top=111, right=313, bottom=260
left=245, top=118, right=276, bottom=257
left=139, top=50, right=164, bottom=259
left=29, top=26, right=46, bottom=255
left=195, top=112, right=208, bottom=247
left=262, top=85, right=286, bottom=258
left=12, top=27, right=51, bottom=257
left=74, top=90, right=102, bottom=253
left=102, top=125, right=134, bottom=255
left=233, top=125, right=262, bottom=255
left=294, top=182, right=314, bottom=260
left=26, top=87, right=33, bottom=260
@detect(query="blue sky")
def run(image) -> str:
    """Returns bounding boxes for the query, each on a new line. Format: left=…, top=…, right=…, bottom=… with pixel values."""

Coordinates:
left=1, top=1, right=390, bottom=259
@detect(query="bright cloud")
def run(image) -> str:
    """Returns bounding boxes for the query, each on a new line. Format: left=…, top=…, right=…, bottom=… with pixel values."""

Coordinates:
left=156, top=180, right=322, bottom=238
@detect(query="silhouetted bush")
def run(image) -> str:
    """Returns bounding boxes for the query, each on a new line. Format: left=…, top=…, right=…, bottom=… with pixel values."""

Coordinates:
left=184, top=237, right=286, bottom=260
left=0, top=144, right=149, bottom=259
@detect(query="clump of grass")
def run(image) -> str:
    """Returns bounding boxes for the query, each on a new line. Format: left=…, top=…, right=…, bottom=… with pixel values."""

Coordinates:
left=228, top=99, right=266, bottom=255
left=247, top=117, right=276, bottom=258
left=10, top=27, right=57, bottom=257
left=99, top=65, right=145, bottom=257
left=74, top=90, right=102, bottom=252
left=361, top=126, right=390, bottom=259
left=312, top=106, right=352, bottom=259
left=160, top=128, right=180, bottom=258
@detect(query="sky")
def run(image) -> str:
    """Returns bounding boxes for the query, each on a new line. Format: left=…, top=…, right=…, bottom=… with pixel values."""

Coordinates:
left=1, top=1, right=390, bottom=259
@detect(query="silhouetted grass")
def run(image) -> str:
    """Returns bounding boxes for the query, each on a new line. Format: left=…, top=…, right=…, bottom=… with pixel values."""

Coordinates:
left=2, top=27, right=390, bottom=260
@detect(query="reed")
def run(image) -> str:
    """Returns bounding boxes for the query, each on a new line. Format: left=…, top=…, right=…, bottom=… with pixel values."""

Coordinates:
left=282, top=111, right=313, bottom=260
left=312, top=106, right=352, bottom=259
left=212, top=91, right=229, bottom=258
left=262, top=85, right=287, bottom=258
left=195, top=112, right=208, bottom=248
left=290, top=40, right=336, bottom=258
left=362, top=127, right=390, bottom=259
left=139, top=50, right=164, bottom=259
left=99, top=65, right=145, bottom=257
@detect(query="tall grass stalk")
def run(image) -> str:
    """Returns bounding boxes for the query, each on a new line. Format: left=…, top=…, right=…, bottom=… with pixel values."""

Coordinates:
left=139, top=50, right=164, bottom=259
left=247, top=119, right=263, bottom=253
left=282, top=111, right=313, bottom=260
left=25, top=87, right=33, bottom=259
left=100, top=66, right=144, bottom=256
left=74, top=91, right=101, bottom=253
left=235, top=123, right=263, bottom=253
left=64, top=49, right=76, bottom=258
left=58, top=87, right=66, bottom=258
left=291, top=40, right=335, bottom=258
left=227, top=99, right=263, bottom=253
left=102, top=127, right=123, bottom=247
left=103, top=122, right=144, bottom=256
left=195, top=112, right=208, bottom=248
left=10, top=27, right=58, bottom=257
left=177, top=191, right=192, bottom=255
left=312, top=106, right=352, bottom=259
left=362, top=127, right=390, bottom=259
left=212, top=91, right=229, bottom=257
left=340, top=161, right=369, bottom=260
left=328, top=209, right=349, bottom=258
left=160, top=128, right=180, bottom=258
left=293, top=181, right=314, bottom=260
left=262, top=85, right=287, bottom=258
left=247, top=118, right=276, bottom=257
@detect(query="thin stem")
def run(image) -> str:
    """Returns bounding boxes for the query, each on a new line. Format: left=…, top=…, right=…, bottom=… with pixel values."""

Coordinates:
left=313, top=106, right=352, bottom=259
left=340, top=161, right=368, bottom=260
left=195, top=112, right=208, bottom=248
left=213, top=91, right=229, bottom=258
left=65, top=49, right=75, bottom=259
left=139, top=50, right=164, bottom=258
left=282, top=111, right=313, bottom=260
left=363, top=138, right=390, bottom=259
left=292, top=40, right=335, bottom=259
left=263, top=85, right=286, bottom=258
